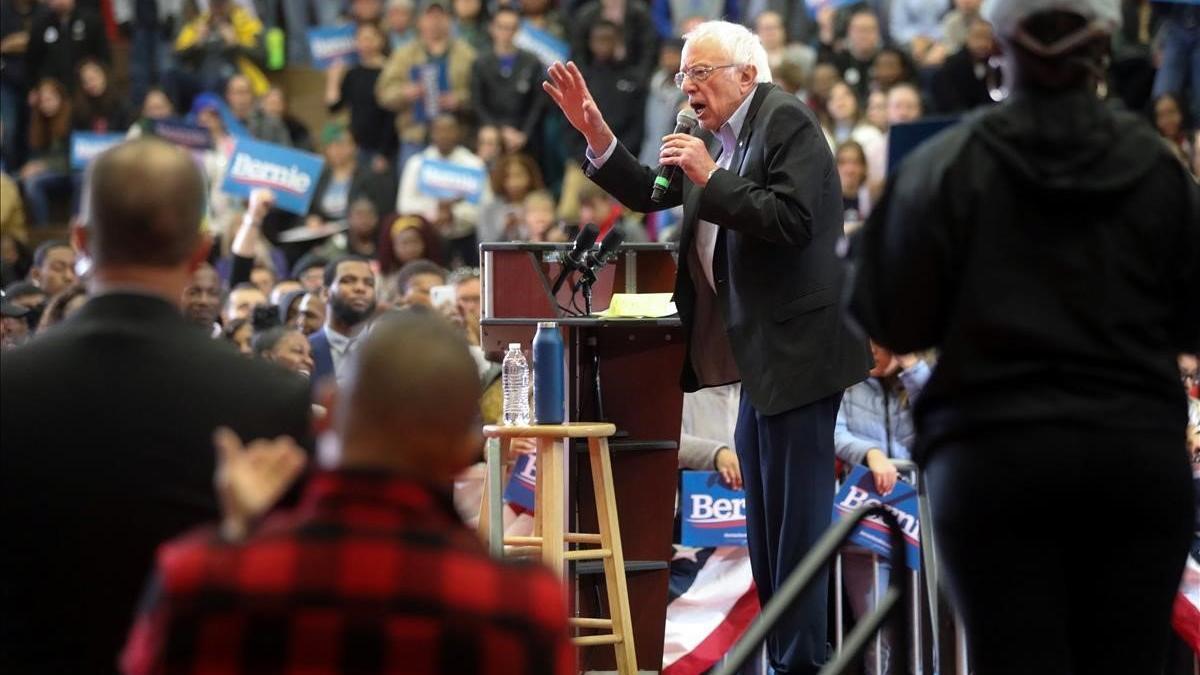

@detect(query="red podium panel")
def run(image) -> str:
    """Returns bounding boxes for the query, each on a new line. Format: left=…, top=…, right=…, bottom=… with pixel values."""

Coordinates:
left=481, top=243, right=684, bottom=671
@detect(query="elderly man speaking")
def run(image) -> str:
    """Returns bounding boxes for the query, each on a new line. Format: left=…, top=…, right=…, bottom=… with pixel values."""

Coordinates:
left=545, top=20, right=869, bottom=674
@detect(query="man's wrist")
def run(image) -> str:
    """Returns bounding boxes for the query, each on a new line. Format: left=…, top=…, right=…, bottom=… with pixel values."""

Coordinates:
left=585, top=135, right=618, bottom=170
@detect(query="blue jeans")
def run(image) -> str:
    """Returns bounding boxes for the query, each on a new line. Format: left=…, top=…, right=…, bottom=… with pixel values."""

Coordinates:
left=129, top=26, right=175, bottom=107
left=21, top=170, right=79, bottom=226
left=1152, top=16, right=1200, bottom=116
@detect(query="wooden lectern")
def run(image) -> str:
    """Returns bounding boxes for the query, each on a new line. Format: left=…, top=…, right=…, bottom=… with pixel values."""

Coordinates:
left=480, top=242, right=685, bottom=672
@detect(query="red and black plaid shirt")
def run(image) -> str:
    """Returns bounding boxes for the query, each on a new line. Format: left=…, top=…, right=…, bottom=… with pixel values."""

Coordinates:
left=122, top=470, right=575, bottom=675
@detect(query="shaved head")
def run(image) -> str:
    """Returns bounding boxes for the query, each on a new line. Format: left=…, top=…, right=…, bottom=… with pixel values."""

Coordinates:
left=82, top=138, right=207, bottom=268
left=339, top=309, right=482, bottom=479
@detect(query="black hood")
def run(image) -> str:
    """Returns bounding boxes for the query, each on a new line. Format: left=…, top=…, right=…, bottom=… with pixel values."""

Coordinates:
left=970, top=89, right=1166, bottom=193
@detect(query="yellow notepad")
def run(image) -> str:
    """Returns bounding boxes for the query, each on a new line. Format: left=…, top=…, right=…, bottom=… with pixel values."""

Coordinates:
left=595, top=293, right=678, bottom=318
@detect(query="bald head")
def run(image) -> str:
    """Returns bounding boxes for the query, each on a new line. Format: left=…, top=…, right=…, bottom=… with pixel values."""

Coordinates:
left=82, top=138, right=207, bottom=268
left=339, top=309, right=482, bottom=480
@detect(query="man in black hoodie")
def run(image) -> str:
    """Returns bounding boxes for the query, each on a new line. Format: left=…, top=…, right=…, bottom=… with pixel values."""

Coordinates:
left=851, top=0, right=1200, bottom=672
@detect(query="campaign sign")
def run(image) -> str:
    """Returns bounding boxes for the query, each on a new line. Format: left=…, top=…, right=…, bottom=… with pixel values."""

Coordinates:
left=220, top=138, right=325, bottom=215
left=514, top=21, right=569, bottom=67
left=70, top=132, right=124, bottom=169
left=410, top=62, right=448, bottom=124
left=832, top=465, right=921, bottom=570
left=681, top=471, right=748, bottom=548
left=417, top=159, right=486, bottom=204
left=502, top=452, right=536, bottom=512
left=151, top=119, right=213, bottom=151
left=307, top=25, right=358, bottom=70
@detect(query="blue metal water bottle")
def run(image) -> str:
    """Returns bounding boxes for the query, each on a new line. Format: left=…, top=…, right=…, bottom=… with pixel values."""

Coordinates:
left=532, top=322, right=564, bottom=424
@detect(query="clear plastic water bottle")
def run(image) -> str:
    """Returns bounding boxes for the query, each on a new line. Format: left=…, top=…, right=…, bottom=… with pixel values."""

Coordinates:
left=502, top=343, right=531, bottom=426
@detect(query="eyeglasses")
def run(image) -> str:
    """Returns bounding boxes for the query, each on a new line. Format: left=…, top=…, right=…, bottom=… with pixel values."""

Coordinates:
left=674, top=64, right=743, bottom=89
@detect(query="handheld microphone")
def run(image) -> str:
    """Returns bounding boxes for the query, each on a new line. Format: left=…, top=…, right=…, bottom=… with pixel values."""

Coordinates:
left=651, top=108, right=699, bottom=203
left=550, top=222, right=600, bottom=295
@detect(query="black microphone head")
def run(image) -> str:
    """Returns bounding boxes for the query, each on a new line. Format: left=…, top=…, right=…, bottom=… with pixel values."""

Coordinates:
left=568, top=222, right=600, bottom=264
left=598, top=225, right=625, bottom=257
left=675, top=108, right=699, bottom=133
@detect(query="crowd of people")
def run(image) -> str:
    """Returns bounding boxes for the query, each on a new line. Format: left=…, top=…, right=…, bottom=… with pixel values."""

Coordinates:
left=1, top=0, right=1199, bottom=673
left=2, top=137, right=573, bottom=674
left=1, top=0, right=1196, bottom=348
left=2, top=0, right=1198, bottom=268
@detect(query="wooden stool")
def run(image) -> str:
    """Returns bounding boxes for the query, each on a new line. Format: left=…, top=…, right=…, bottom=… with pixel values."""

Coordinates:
left=478, top=423, right=638, bottom=675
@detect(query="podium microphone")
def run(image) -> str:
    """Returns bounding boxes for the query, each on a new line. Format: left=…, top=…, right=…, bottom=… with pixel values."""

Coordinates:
left=651, top=108, right=699, bottom=203
left=586, top=225, right=626, bottom=270
left=550, top=222, right=600, bottom=295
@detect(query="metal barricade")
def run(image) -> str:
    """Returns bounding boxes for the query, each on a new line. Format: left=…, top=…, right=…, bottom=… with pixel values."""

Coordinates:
left=831, top=458, right=971, bottom=675
left=711, top=504, right=912, bottom=675
left=833, top=460, right=922, bottom=675
left=706, top=458, right=976, bottom=675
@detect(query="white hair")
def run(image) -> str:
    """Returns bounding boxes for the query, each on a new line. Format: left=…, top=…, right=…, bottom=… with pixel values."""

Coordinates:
left=683, top=20, right=772, bottom=84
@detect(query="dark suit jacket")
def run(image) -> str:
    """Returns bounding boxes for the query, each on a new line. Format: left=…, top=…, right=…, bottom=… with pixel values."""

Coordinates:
left=0, top=293, right=313, bottom=674
left=309, top=327, right=335, bottom=386
left=586, top=83, right=869, bottom=415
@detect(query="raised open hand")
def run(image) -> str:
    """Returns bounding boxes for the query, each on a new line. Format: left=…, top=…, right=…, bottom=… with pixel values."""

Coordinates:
left=213, top=427, right=307, bottom=541
left=543, top=61, right=614, bottom=154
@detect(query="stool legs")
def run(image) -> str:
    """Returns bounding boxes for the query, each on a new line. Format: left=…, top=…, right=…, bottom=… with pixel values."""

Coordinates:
left=588, top=437, right=638, bottom=672
left=478, top=437, right=508, bottom=557
left=480, top=429, right=636, bottom=674
left=538, top=437, right=565, bottom=578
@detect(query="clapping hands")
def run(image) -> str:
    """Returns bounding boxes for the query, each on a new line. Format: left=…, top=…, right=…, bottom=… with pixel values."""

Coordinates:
left=213, top=427, right=307, bottom=541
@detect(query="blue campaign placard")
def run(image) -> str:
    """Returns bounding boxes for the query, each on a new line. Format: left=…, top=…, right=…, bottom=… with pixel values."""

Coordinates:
left=69, top=132, right=125, bottom=169
left=220, top=138, right=325, bottom=215
left=514, top=21, right=569, bottom=67
left=417, top=158, right=486, bottom=204
left=832, top=465, right=921, bottom=570
left=503, top=452, right=536, bottom=512
left=680, top=471, right=748, bottom=548
left=308, top=25, right=358, bottom=70
left=151, top=118, right=213, bottom=151
left=410, top=61, right=449, bottom=124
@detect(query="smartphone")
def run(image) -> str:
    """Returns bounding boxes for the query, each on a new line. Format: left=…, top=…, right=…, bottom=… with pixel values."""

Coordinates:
left=430, top=284, right=457, bottom=308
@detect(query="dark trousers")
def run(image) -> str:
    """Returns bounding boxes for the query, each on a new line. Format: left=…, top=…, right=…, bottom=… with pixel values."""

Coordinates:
left=735, top=390, right=843, bottom=674
left=925, top=423, right=1194, bottom=675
